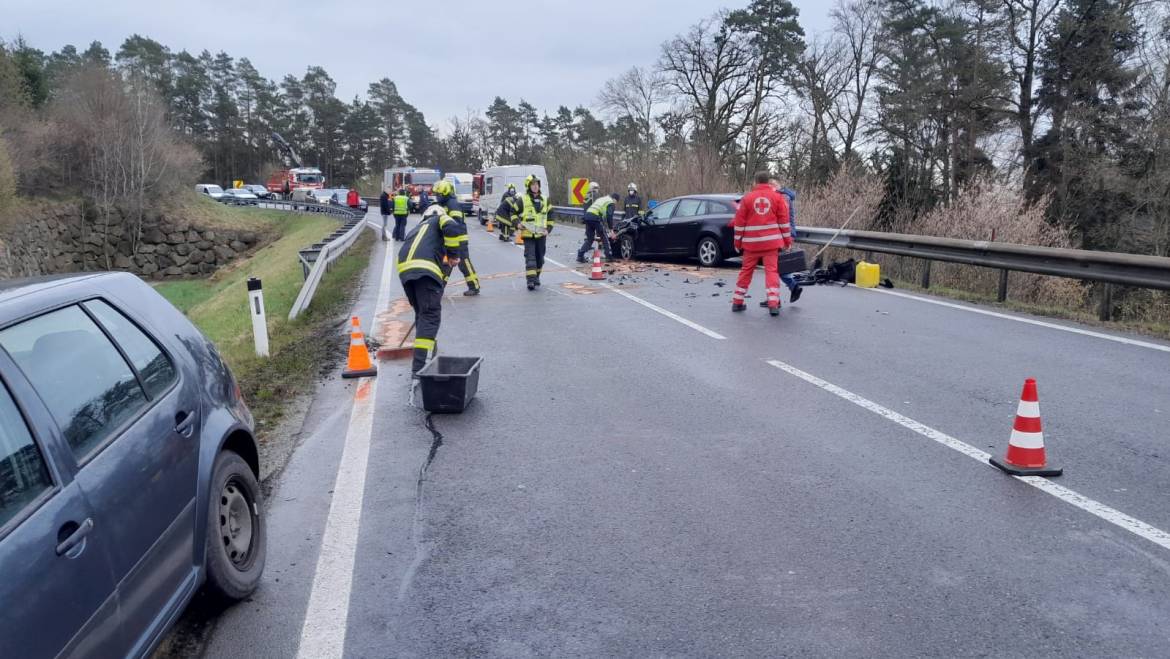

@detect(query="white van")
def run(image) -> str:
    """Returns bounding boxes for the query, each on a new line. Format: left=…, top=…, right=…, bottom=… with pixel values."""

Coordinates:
left=444, top=172, right=475, bottom=215
left=195, top=183, right=225, bottom=200
left=477, top=165, right=549, bottom=223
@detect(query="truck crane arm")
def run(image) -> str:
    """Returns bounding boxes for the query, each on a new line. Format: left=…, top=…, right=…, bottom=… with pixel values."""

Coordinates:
left=271, top=132, right=303, bottom=169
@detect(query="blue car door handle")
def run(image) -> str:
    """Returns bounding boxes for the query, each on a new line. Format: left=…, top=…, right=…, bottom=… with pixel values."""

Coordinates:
left=56, top=518, right=94, bottom=557
left=174, top=410, right=197, bottom=437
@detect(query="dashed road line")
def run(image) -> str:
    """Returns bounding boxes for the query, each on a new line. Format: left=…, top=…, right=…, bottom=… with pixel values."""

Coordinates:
left=546, top=256, right=726, bottom=340
left=861, top=286, right=1170, bottom=354
left=766, top=358, right=1170, bottom=553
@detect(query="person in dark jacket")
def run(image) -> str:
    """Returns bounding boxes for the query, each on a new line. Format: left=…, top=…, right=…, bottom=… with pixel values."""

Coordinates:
left=433, top=179, right=480, bottom=296
left=417, top=188, right=431, bottom=213
left=764, top=182, right=803, bottom=304
left=494, top=184, right=521, bottom=241
left=397, top=205, right=466, bottom=373
left=623, top=183, right=643, bottom=219
left=379, top=189, right=392, bottom=241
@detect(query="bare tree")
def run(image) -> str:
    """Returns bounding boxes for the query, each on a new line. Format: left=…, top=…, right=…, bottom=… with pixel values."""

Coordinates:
left=828, top=0, right=886, bottom=160
left=790, top=36, right=851, bottom=182
left=1001, top=0, right=1063, bottom=177
left=598, top=66, right=666, bottom=147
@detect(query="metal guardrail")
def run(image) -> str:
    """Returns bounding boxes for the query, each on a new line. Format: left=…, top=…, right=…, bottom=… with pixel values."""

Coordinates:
left=550, top=204, right=1170, bottom=320
left=233, top=196, right=371, bottom=320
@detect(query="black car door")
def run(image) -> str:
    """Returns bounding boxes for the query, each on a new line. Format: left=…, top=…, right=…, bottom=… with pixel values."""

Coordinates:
left=664, top=198, right=705, bottom=255
left=637, top=199, right=679, bottom=255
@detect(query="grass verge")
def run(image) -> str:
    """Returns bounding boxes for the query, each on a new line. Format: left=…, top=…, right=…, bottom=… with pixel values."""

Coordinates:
left=155, top=213, right=374, bottom=436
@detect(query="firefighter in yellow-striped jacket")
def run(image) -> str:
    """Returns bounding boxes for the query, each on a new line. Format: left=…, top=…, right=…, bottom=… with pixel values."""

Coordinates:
left=397, top=205, right=467, bottom=374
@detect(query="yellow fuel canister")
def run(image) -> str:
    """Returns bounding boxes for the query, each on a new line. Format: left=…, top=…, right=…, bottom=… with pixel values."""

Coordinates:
left=855, top=261, right=880, bottom=288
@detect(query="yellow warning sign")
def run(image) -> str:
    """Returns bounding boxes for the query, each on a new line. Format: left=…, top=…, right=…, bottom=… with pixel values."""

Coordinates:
left=569, top=177, right=590, bottom=205
left=233, top=180, right=245, bottom=189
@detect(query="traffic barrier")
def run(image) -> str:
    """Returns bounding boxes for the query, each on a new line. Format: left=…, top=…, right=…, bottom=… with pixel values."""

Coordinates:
left=342, top=316, right=378, bottom=379
left=590, top=247, right=606, bottom=281
left=989, top=378, right=1062, bottom=477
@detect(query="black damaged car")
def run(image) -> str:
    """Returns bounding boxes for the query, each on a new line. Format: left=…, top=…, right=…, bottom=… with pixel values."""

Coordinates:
left=613, top=194, right=740, bottom=267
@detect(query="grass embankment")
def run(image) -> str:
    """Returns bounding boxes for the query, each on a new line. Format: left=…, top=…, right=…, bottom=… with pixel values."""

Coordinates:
left=156, top=210, right=374, bottom=435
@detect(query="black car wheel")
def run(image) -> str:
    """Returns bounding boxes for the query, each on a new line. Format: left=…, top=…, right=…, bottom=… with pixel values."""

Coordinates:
left=205, top=451, right=266, bottom=601
left=618, top=234, right=636, bottom=260
left=697, top=236, right=723, bottom=267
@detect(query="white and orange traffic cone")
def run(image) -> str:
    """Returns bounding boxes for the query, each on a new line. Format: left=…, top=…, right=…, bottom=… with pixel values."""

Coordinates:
left=590, top=246, right=606, bottom=281
left=990, top=378, right=1062, bottom=476
left=342, top=316, right=378, bottom=379
left=486, top=217, right=495, bottom=232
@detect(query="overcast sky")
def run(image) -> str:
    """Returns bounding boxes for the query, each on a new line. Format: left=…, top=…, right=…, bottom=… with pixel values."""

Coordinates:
left=4, top=0, right=834, bottom=130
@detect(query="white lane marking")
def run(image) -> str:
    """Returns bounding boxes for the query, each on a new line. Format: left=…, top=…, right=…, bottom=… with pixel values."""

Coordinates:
left=546, top=256, right=727, bottom=340
left=297, top=240, right=396, bottom=658
left=861, top=286, right=1170, bottom=354
left=766, top=359, right=1170, bottom=553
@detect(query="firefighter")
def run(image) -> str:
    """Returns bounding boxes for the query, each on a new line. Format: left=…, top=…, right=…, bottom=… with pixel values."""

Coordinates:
left=379, top=188, right=392, bottom=241
left=494, top=183, right=521, bottom=241
left=519, top=174, right=553, bottom=290
left=432, top=179, right=480, bottom=296
left=623, top=182, right=643, bottom=219
left=732, top=171, right=792, bottom=316
left=577, top=192, right=618, bottom=262
left=392, top=188, right=410, bottom=241
left=582, top=181, right=600, bottom=212
left=397, top=205, right=466, bottom=374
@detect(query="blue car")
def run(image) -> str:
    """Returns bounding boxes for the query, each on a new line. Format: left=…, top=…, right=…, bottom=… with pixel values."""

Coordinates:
left=0, top=272, right=265, bottom=658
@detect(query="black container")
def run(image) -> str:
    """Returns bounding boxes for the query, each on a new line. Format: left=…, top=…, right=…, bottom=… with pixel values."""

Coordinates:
left=779, top=248, right=808, bottom=275
left=416, top=356, right=483, bottom=413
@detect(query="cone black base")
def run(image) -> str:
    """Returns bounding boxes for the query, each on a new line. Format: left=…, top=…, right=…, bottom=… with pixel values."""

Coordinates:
left=342, top=366, right=378, bottom=379
left=989, top=456, right=1062, bottom=477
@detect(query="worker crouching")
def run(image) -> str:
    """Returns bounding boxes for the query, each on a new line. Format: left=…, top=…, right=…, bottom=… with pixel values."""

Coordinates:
left=732, top=171, right=792, bottom=317
left=495, top=183, right=520, bottom=241
left=397, top=205, right=467, bottom=374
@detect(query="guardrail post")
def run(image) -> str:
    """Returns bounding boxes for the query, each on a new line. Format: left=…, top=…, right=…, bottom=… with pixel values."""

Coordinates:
left=920, top=260, right=931, bottom=289
left=997, top=269, right=1009, bottom=303
left=1098, top=284, right=1113, bottom=321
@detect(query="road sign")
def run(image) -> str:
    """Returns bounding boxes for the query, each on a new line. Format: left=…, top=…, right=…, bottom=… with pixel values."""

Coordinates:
left=233, top=180, right=244, bottom=189
left=569, top=178, right=589, bottom=205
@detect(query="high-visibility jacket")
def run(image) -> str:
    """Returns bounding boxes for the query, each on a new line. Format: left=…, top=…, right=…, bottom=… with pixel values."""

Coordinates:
left=733, top=183, right=791, bottom=252
left=393, top=194, right=409, bottom=216
left=397, top=212, right=465, bottom=284
left=519, top=192, right=553, bottom=238
left=495, top=194, right=520, bottom=226
left=585, top=196, right=616, bottom=228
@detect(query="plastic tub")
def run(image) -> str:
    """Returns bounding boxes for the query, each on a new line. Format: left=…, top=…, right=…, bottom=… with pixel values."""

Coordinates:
left=416, top=356, right=483, bottom=413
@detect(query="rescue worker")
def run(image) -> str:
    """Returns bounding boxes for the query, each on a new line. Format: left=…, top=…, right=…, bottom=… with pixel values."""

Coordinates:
left=582, top=181, right=600, bottom=212
left=577, top=192, right=618, bottom=262
left=397, top=205, right=466, bottom=374
left=622, top=183, right=643, bottom=219
left=494, top=183, right=521, bottom=241
left=432, top=179, right=480, bottom=296
left=346, top=188, right=360, bottom=209
left=392, top=188, right=410, bottom=241
left=379, top=188, right=392, bottom=241
left=418, top=188, right=431, bottom=214
left=758, top=180, right=804, bottom=304
left=732, top=171, right=792, bottom=316
left=519, top=174, right=553, bottom=290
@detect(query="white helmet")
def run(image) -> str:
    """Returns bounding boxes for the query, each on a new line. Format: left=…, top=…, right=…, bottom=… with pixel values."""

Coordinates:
left=589, top=181, right=600, bottom=192
left=422, top=203, right=445, bottom=219
left=628, top=182, right=637, bottom=192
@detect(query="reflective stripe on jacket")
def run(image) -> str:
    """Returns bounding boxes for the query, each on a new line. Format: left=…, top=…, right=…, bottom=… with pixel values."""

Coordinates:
left=397, top=213, right=465, bottom=283
left=495, top=195, right=520, bottom=225
left=733, top=183, right=791, bottom=252
left=519, top=193, right=552, bottom=237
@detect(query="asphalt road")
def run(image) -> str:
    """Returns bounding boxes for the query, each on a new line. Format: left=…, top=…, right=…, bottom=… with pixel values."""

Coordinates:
left=191, top=213, right=1170, bottom=658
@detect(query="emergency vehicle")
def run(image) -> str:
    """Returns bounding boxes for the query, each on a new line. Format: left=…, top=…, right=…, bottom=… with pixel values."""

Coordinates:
left=383, top=167, right=442, bottom=212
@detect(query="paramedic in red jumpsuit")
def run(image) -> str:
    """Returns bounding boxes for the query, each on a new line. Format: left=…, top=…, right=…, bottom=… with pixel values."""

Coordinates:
left=732, top=171, right=792, bottom=316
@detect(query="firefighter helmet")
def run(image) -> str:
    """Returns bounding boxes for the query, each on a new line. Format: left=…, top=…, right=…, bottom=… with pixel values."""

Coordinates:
left=525, top=175, right=541, bottom=190
left=628, top=182, right=637, bottom=192
left=432, top=179, right=455, bottom=198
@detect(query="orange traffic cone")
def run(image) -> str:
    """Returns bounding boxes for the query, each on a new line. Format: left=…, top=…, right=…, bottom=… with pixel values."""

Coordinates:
left=515, top=230, right=524, bottom=245
left=590, top=246, right=606, bottom=280
left=990, top=378, right=1062, bottom=476
left=342, top=316, right=378, bottom=379
left=486, top=217, right=495, bottom=232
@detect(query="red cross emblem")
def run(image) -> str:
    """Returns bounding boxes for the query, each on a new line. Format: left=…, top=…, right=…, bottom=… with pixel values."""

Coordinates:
left=753, top=196, right=771, bottom=215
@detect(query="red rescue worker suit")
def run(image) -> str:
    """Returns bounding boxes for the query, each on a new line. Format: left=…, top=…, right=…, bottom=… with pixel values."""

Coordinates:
left=732, top=184, right=792, bottom=311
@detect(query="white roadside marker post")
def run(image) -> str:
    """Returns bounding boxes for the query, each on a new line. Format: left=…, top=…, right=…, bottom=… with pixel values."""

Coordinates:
left=247, top=277, right=270, bottom=357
